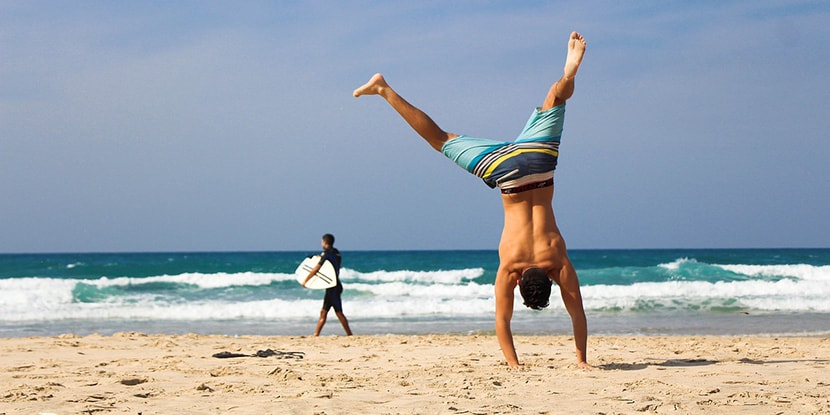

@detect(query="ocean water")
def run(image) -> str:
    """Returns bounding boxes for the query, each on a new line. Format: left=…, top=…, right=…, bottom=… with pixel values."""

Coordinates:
left=1, top=249, right=829, bottom=338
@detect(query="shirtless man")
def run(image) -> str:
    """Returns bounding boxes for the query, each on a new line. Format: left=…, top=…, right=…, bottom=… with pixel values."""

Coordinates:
left=354, top=32, right=591, bottom=369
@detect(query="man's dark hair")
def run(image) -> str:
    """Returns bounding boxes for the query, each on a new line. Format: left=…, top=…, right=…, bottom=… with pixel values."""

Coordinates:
left=519, top=267, right=552, bottom=310
left=322, top=233, right=335, bottom=246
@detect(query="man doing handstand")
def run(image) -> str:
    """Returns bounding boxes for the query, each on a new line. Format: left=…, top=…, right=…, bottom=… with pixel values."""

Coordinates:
left=354, top=32, right=592, bottom=369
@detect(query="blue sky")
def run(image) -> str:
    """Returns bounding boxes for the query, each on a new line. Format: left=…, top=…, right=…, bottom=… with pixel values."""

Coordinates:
left=1, top=1, right=828, bottom=252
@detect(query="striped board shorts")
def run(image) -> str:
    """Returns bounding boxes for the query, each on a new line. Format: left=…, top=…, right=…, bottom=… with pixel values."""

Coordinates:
left=440, top=104, right=565, bottom=192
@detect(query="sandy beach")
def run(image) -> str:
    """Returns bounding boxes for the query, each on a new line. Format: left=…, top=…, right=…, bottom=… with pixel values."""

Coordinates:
left=1, top=333, right=828, bottom=414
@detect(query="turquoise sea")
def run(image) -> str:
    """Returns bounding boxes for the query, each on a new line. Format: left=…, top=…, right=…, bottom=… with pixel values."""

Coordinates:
left=1, top=249, right=829, bottom=338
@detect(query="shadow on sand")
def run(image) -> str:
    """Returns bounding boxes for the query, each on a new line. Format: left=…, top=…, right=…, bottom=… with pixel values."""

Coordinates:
left=600, top=359, right=718, bottom=371
left=600, top=357, right=829, bottom=371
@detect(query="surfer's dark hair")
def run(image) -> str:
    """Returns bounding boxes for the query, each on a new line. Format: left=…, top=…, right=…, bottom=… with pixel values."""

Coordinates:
left=322, top=233, right=335, bottom=245
left=519, top=268, right=552, bottom=310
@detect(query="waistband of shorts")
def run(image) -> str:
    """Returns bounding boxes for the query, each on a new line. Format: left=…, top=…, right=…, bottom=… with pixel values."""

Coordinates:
left=500, top=178, right=554, bottom=194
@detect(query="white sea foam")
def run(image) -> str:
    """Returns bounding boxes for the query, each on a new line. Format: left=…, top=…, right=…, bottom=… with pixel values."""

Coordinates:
left=1, top=264, right=829, bottom=324
left=715, top=263, right=830, bottom=281
left=52, top=267, right=486, bottom=290
left=583, top=278, right=830, bottom=312
left=76, top=271, right=293, bottom=289
left=657, top=257, right=697, bottom=270
left=342, top=268, right=484, bottom=284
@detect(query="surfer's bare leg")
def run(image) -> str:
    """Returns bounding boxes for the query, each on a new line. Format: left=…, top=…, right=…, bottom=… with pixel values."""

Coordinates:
left=314, top=310, right=327, bottom=336
left=353, top=73, right=457, bottom=152
left=541, top=32, right=587, bottom=110
left=314, top=310, right=352, bottom=336
left=335, top=311, right=353, bottom=336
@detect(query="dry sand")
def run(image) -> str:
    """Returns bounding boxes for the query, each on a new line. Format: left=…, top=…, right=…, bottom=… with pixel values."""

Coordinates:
left=1, top=333, right=828, bottom=414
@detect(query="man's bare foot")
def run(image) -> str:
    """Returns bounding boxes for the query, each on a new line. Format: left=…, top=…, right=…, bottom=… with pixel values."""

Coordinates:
left=353, top=73, right=388, bottom=98
left=563, top=32, right=586, bottom=79
left=503, top=361, right=525, bottom=370
left=578, top=361, right=597, bottom=370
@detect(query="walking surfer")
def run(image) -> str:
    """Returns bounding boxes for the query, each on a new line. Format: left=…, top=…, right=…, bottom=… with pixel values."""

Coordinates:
left=302, top=233, right=353, bottom=336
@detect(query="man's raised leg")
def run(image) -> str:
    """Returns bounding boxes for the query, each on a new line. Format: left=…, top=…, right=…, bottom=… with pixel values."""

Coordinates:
left=541, top=32, right=587, bottom=111
left=354, top=73, right=457, bottom=152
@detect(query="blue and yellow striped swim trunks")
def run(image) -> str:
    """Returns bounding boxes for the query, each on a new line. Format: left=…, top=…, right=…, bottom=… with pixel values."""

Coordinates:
left=441, top=104, right=565, bottom=191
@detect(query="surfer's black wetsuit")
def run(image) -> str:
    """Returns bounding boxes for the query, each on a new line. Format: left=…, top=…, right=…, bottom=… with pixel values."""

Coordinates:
left=320, top=247, right=344, bottom=312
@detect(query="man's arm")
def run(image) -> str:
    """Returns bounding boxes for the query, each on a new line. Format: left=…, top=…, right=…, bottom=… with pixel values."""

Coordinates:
left=301, top=262, right=323, bottom=287
left=495, top=267, right=521, bottom=367
left=555, top=262, right=594, bottom=369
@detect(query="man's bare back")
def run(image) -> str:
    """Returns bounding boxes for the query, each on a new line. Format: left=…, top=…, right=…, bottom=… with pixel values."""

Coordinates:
left=498, top=186, right=566, bottom=273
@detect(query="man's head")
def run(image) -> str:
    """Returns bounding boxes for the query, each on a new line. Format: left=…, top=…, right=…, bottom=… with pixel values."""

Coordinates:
left=321, top=233, right=335, bottom=248
left=519, top=267, right=552, bottom=310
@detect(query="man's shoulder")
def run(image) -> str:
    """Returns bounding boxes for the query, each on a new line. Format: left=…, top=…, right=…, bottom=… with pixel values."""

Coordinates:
left=323, top=247, right=341, bottom=260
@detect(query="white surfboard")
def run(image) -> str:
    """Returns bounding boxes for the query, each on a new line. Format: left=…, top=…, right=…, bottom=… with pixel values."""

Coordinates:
left=295, top=255, right=338, bottom=289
